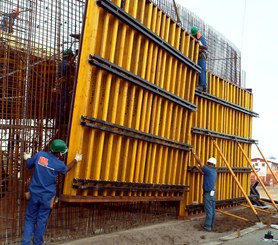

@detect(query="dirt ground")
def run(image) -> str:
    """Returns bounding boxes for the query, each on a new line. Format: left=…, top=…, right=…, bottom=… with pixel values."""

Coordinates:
left=59, top=205, right=278, bottom=245
left=57, top=186, right=278, bottom=245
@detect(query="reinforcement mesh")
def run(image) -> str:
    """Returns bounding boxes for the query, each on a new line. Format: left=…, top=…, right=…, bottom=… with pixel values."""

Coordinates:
left=153, top=0, right=243, bottom=86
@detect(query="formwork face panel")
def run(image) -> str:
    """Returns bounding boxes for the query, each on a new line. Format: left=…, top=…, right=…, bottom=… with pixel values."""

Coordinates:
left=187, top=73, right=256, bottom=215
left=62, top=0, right=199, bottom=202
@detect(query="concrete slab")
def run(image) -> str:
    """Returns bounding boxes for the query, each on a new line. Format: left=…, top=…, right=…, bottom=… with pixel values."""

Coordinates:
left=221, top=227, right=278, bottom=245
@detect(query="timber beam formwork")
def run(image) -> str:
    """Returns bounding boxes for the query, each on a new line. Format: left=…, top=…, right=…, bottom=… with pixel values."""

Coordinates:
left=62, top=0, right=259, bottom=219
left=63, top=0, right=200, bottom=207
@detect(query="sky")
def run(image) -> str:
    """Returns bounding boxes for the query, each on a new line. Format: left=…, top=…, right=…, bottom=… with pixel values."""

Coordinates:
left=176, top=0, right=278, bottom=159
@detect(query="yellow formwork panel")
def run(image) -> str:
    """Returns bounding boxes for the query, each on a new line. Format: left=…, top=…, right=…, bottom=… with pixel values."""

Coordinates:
left=61, top=0, right=256, bottom=219
left=188, top=72, right=256, bottom=213
left=63, top=0, right=199, bottom=201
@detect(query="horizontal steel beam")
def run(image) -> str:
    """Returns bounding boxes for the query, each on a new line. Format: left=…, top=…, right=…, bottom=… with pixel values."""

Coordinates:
left=72, top=178, right=189, bottom=193
left=195, top=90, right=259, bottom=117
left=88, top=55, right=197, bottom=112
left=191, top=127, right=257, bottom=144
left=187, top=166, right=251, bottom=173
left=81, top=115, right=192, bottom=151
left=96, top=0, right=201, bottom=73
left=59, top=195, right=183, bottom=203
left=186, top=197, right=247, bottom=213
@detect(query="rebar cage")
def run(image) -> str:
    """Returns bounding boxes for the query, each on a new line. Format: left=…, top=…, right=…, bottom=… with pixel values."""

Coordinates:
left=0, top=0, right=84, bottom=242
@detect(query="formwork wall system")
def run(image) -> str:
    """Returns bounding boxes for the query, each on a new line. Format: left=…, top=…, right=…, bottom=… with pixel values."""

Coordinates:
left=186, top=72, right=257, bottom=215
left=63, top=0, right=257, bottom=215
left=0, top=0, right=259, bottom=243
left=62, top=0, right=199, bottom=208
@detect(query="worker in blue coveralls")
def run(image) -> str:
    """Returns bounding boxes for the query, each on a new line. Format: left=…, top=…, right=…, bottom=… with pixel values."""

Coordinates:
left=192, top=150, right=217, bottom=232
left=1, top=7, right=20, bottom=33
left=21, top=139, right=82, bottom=245
left=56, top=49, right=76, bottom=128
left=191, top=26, right=208, bottom=92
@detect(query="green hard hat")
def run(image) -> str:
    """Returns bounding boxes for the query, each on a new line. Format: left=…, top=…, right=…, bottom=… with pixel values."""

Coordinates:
left=63, top=48, right=73, bottom=56
left=50, top=139, right=68, bottom=154
left=191, top=26, right=199, bottom=36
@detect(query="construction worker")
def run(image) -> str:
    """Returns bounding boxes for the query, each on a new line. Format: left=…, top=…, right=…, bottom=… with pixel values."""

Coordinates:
left=0, top=150, right=8, bottom=198
left=192, top=150, right=217, bottom=231
left=191, top=26, right=208, bottom=92
left=59, top=48, right=76, bottom=79
left=21, top=139, right=82, bottom=245
left=56, top=49, right=76, bottom=127
left=1, top=7, right=20, bottom=33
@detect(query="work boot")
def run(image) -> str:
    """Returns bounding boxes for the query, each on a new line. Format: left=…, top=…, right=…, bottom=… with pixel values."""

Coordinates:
left=203, top=226, right=211, bottom=232
left=196, top=86, right=203, bottom=91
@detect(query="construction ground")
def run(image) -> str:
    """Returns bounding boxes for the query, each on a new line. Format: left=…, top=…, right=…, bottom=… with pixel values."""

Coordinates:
left=52, top=186, right=278, bottom=245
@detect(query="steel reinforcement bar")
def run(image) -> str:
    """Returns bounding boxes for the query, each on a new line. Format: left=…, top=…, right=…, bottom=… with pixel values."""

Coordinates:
left=96, top=0, right=201, bottom=73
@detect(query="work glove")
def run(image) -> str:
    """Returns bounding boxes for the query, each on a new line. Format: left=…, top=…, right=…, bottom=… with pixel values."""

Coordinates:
left=198, top=40, right=203, bottom=47
left=23, top=152, right=31, bottom=160
left=74, top=152, right=82, bottom=162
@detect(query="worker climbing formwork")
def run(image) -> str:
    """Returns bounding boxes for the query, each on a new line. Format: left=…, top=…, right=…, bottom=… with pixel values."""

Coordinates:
left=55, top=48, right=78, bottom=138
left=191, top=26, right=208, bottom=92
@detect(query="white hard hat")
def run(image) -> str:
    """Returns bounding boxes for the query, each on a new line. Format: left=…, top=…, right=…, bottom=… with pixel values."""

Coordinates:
left=207, top=157, right=217, bottom=165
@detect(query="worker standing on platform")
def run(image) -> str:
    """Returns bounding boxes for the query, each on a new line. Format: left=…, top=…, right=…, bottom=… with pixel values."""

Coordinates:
left=1, top=7, right=20, bottom=33
left=21, top=139, right=82, bottom=245
left=192, top=150, right=217, bottom=231
left=191, top=26, right=208, bottom=92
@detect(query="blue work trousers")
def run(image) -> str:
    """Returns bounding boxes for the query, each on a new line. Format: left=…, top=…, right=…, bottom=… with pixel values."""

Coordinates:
left=198, top=56, right=207, bottom=89
left=22, top=196, right=51, bottom=245
left=203, top=192, right=216, bottom=230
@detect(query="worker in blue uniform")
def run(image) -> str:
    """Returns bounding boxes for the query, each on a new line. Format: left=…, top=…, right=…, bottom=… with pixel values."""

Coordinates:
left=192, top=150, right=217, bottom=231
left=56, top=49, right=76, bottom=129
left=191, top=26, right=208, bottom=92
left=21, top=139, right=82, bottom=245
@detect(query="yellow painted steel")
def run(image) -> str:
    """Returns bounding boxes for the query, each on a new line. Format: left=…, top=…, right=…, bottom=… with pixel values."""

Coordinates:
left=117, top=2, right=139, bottom=188
left=211, top=137, right=260, bottom=222
left=240, top=204, right=272, bottom=214
left=64, top=0, right=197, bottom=196
left=216, top=209, right=249, bottom=222
left=189, top=72, right=255, bottom=214
left=61, top=0, right=257, bottom=218
left=63, top=1, right=102, bottom=195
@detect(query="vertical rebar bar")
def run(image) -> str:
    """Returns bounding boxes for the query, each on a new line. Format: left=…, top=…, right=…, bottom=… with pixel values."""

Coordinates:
left=17, top=0, right=34, bottom=238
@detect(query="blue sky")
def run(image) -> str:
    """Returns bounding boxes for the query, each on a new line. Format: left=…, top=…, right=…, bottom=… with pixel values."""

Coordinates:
left=176, top=0, right=278, bottom=159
